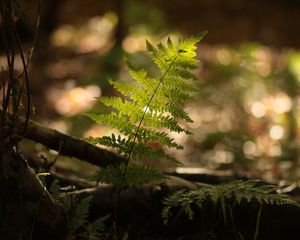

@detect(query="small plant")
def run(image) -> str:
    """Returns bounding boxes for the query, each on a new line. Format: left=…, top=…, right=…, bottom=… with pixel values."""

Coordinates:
left=86, top=33, right=206, bottom=187
left=47, top=179, right=109, bottom=240
left=65, top=196, right=110, bottom=240
left=162, top=180, right=299, bottom=223
left=162, top=180, right=300, bottom=239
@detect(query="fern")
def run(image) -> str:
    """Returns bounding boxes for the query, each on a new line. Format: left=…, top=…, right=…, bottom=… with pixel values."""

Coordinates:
left=67, top=196, right=93, bottom=237
left=64, top=195, right=110, bottom=240
left=86, top=33, right=206, bottom=187
left=162, top=180, right=300, bottom=224
left=90, top=163, right=164, bottom=188
left=81, top=214, right=110, bottom=240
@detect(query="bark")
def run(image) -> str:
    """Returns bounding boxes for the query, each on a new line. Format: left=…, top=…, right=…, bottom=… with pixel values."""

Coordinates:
left=23, top=120, right=125, bottom=167
left=4, top=110, right=126, bottom=167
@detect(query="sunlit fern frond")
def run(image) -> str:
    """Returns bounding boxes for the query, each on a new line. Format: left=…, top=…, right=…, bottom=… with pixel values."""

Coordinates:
left=86, top=33, right=206, bottom=186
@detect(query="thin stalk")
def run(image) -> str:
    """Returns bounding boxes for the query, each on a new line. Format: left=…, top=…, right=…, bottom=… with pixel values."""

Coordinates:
left=26, top=0, right=41, bottom=68
left=13, top=25, right=31, bottom=132
left=252, top=204, right=263, bottom=240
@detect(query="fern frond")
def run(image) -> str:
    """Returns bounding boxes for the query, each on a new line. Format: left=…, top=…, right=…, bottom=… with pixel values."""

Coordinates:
left=131, top=142, right=181, bottom=164
left=175, top=56, right=199, bottom=70
left=163, top=88, right=197, bottom=103
left=167, top=37, right=176, bottom=53
left=178, top=32, right=207, bottom=57
left=164, top=102, right=193, bottom=122
left=86, top=112, right=135, bottom=136
left=109, top=80, right=143, bottom=99
left=68, top=196, right=93, bottom=235
left=91, top=163, right=164, bottom=187
left=146, top=40, right=168, bottom=71
left=83, top=214, right=110, bottom=240
left=142, top=113, right=188, bottom=133
left=86, top=134, right=131, bottom=156
left=86, top=34, right=205, bottom=186
left=173, top=67, right=198, bottom=80
left=162, top=180, right=299, bottom=224
left=100, top=97, right=144, bottom=123
left=125, top=59, right=158, bottom=88
left=163, top=76, right=198, bottom=93
left=86, top=134, right=181, bottom=163
left=137, top=128, right=183, bottom=149
left=90, top=164, right=126, bottom=187
left=125, top=163, right=165, bottom=187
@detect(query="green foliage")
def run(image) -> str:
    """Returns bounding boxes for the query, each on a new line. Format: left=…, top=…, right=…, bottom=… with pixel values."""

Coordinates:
left=66, top=195, right=109, bottom=240
left=81, top=214, right=110, bottom=240
left=86, top=33, right=206, bottom=186
left=44, top=176, right=109, bottom=239
left=68, top=196, right=93, bottom=236
left=91, top=163, right=165, bottom=188
left=162, top=180, right=299, bottom=224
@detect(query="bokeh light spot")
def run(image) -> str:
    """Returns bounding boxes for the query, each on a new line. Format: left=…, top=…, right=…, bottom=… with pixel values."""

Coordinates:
left=243, top=141, right=257, bottom=156
left=273, top=92, right=292, bottom=114
left=216, top=49, right=231, bottom=65
left=51, top=85, right=101, bottom=116
left=269, top=125, right=284, bottom=140
left=251, top=101, right=266, bottom=118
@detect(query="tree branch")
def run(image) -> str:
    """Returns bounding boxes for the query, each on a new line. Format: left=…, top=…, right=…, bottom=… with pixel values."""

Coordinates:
left=6, top=110, right=126, bottom=167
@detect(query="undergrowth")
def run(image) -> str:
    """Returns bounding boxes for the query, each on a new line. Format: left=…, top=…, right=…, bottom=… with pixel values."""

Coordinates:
left=162, top=179, right=299, bottom=224
left=161, top=180, right=299, bottom=239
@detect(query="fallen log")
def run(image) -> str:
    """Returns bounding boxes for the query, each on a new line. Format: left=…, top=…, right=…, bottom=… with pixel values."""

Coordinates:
left=2, top=109, right=125, bottom=167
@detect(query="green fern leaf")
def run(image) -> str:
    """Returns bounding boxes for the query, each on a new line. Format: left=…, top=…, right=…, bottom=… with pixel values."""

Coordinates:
left=68, top=196, right=93, bottom=236
left=163, top=180, right=300, bottom=224
left=125, top=163, right=165, bottom=187
left=83, top=214, right=110, bottom=240
left=91, top=165, right=126, bottom=188
left=91, top=163, right=164, bottom=187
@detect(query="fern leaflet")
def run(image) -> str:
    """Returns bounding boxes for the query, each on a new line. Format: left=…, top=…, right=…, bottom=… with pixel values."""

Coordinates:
left=68, top=196, right=93, bottom=237
left=90, top=163, right=164, bottom=187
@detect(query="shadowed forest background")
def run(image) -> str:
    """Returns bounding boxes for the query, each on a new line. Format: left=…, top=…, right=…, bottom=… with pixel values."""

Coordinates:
left=2, top=0, right=300, bottom=239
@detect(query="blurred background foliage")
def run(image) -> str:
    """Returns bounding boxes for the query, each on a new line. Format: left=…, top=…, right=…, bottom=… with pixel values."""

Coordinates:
left=6, top=0, right=300, bottom=183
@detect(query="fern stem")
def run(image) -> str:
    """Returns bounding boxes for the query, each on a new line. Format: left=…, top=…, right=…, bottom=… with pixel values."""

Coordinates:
left=252, top=204, right=263, bottom=240
left=124, top=52, right=181, bottom=171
